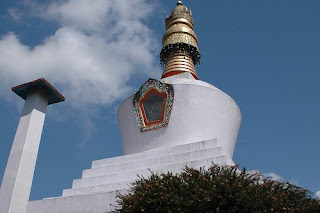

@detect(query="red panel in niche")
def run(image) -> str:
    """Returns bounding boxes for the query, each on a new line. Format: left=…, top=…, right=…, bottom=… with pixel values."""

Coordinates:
left=139, top=89, right=167, bottom=126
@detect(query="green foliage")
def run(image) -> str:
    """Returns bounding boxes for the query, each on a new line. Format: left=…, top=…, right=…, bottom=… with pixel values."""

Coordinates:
left=114, top=165, right=320, bottom=213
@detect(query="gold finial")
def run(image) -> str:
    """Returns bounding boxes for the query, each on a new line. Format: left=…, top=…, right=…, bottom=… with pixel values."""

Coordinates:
left=160, top=1, right=201, bottom=79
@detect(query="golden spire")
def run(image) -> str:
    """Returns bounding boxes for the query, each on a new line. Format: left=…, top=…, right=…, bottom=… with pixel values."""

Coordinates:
left=160, top=1, right=201, bottom=79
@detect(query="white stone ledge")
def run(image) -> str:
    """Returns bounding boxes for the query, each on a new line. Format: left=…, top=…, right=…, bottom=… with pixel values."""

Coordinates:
left=62, top=181, right=133, bottom=197
left=83, top=146, right=223, bottom=178
left=72, top=156, right=232, bottom=189
left=92, top=139, right=218, bottom=169
left=28, top=191, right=125, bottom=213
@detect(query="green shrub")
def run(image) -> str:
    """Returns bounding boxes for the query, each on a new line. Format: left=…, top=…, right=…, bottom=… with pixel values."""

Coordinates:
left=114, top=165, right=320, bottom=213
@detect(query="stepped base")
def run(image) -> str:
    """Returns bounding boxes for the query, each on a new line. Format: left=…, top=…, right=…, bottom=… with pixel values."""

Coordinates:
left=27, top=139, right=234, bottom=213
left=28, top=191, right=123, bottom=213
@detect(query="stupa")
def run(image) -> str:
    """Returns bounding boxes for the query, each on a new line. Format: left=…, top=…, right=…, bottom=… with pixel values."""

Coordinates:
left=14, top=2, right=241, bottom=212
left=118, top=1, right=241, bottom=158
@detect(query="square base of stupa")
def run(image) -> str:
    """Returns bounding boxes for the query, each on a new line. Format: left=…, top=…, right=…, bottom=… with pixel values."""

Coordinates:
left=27, top=139, right=234, bottom=213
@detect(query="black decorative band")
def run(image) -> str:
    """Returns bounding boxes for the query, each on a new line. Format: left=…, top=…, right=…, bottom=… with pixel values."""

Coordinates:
left=160, top=43, right=201, bottom=67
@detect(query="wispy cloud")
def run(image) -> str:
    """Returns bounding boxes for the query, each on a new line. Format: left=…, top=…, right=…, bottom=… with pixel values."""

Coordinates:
left=263, top=172, right=301, bottom=187
left=0, top=0, right=161, bottom=110
left=0, top=0, right=162, bottom=145
left=7, top=8, right=24, bottom=21
left=263, top=172, right=284, bottom=181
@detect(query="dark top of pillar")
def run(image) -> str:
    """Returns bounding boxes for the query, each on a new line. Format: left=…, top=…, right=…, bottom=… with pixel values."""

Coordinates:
left=12, top=78, right=66, bottom=105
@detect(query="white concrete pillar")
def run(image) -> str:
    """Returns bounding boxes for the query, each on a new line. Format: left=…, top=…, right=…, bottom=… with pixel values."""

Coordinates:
left=0, top=78, right=65, bottom=213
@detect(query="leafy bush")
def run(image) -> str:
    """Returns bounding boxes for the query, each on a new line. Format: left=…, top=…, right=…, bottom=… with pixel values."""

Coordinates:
left=114, top=165, right=320, bottom=213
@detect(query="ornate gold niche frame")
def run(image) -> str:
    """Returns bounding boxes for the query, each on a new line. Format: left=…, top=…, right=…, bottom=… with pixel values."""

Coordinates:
left=133, top=78, right=174, bottom=132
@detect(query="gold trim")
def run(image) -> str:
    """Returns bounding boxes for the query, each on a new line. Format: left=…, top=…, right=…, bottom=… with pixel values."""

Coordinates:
left=160, top=2, right=200, bottom=79
left=166, top=17, right=194, bottom=29
left=163, top=67, right=197, bottom=75
left=163, top=25, right=198, bottom=44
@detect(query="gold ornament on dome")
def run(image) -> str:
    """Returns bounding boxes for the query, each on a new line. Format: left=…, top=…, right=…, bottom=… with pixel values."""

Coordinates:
left=160, top=1, right=201, bottom=79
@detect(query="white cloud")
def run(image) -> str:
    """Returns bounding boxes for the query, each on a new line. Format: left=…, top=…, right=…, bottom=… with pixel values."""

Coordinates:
left=263, top=172, right=284, bottom=181
left=316, top=191, right=320, bottom=199
left=0, top=0, right=161, bottom=110
left=43, top=0, right=154, bottom=33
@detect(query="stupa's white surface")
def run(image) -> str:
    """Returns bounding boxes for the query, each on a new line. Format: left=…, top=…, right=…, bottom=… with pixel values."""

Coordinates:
left=118, top=73, right=241, bottom=158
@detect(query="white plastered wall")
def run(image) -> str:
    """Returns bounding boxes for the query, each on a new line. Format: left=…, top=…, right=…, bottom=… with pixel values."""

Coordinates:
left=118, top=76, right=241, bottom=158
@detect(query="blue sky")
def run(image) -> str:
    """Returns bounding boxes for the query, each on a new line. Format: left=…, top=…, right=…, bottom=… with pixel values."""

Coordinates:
left=0, top=0, right=319, bottom=201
